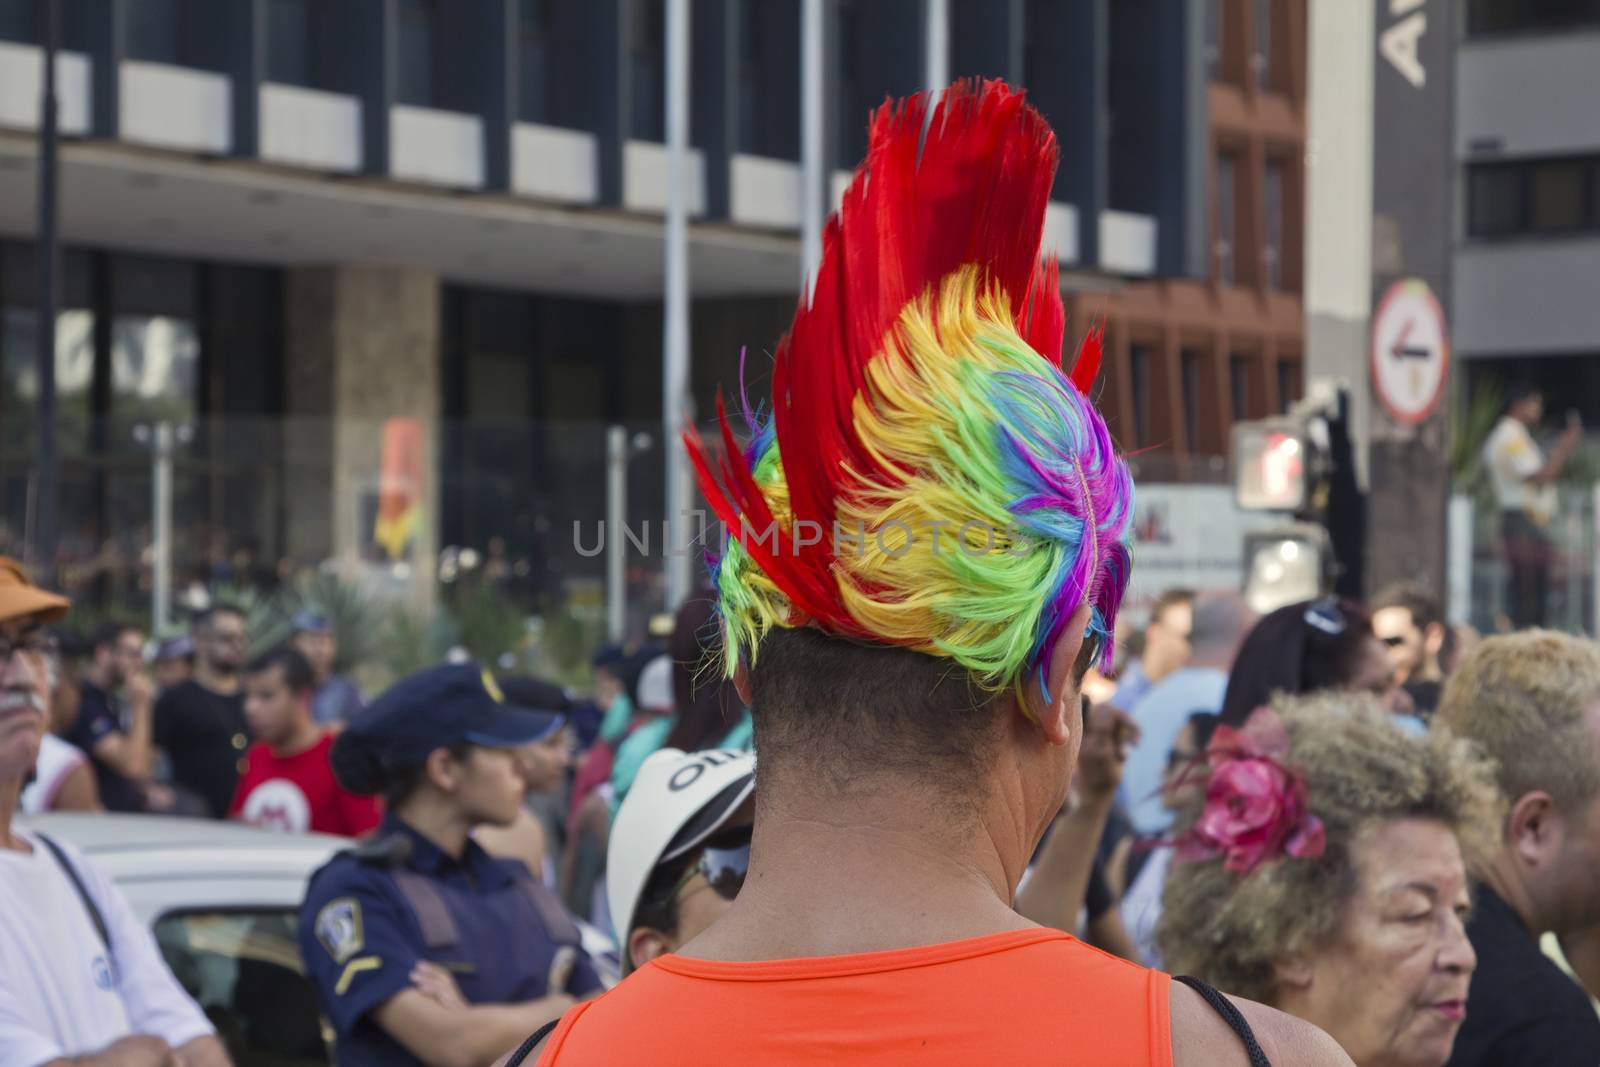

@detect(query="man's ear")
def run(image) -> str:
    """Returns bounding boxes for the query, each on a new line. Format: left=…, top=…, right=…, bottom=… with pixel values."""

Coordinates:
left=1029, top=602, right=1094, bottom=748
left=1508, top=790, right=1563, bottom=867
left=628, top=926, right=674, bottom=972
left=733, top=655, right=753, bottom=709
left=1424, top=622, right=1447, bottom=658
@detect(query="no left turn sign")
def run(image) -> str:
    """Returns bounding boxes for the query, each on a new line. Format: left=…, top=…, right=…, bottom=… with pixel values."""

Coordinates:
left=1371, top=278, right=1449, bottom=426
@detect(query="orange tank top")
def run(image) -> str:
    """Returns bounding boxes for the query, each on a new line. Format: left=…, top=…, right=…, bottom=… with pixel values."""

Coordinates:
left=535, top=928, right=1173, bottom=1066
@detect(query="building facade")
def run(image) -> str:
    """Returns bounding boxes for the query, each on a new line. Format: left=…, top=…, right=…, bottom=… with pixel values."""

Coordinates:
left=0, top=0, right=1208, bottom=625
left=1454, top=0, right=1600, bottom=418
left=1068, top=0, right=1307, bottom=482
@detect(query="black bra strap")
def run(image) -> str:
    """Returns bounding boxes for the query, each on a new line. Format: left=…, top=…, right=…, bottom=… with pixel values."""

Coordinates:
left=1174, top=976, right=1271, bottom=1067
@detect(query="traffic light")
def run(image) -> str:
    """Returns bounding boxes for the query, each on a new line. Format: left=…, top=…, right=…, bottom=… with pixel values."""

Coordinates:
left=1242, top=524, right=1333, bottom=614
left=1233, top=418, right=1312, bottom=512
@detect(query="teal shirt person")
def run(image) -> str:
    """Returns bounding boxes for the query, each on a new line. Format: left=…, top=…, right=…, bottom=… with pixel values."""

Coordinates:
left=611, top=711, right=753, bottom=806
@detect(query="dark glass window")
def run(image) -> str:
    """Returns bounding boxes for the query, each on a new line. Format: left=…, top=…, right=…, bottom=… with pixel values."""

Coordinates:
left=1531, top=160, right=1588, bottom=232
left=737, top=0, right=800, bottom=160
left=1468, top=0, right=1600, bottom=36
left=518, top=0, right=556, bottom=123
left=1128, top=344, right=1152, bottom=448
left=1231, top=356, right=1251, bottom=421
left=1468, top=156, right=1600, bottom=238
left=126, top=0, right=182, bottom=64
left=1277, top=359, right=1301, bottom=413
left=397, top=0, right=438, bottom=107
left=1181, top=350, right=1203, bottom=455
left=1264, top=158, right=1286, bottom=289
left=265, top=0, right=312, bottom=86
left=1216, top=150, right=1238, bottom=284
left=629, top=0, right=666, bottom=141
left=0, top=0, right=35, bottom=44
left=1253, top=0, right=1271, bottom=89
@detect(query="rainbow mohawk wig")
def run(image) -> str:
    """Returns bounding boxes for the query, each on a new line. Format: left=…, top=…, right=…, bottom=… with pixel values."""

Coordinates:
left=685, top=80, right=1134, bottom=697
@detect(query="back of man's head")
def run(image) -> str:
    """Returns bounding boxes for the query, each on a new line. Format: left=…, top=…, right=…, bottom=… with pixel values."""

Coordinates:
left=692, top=83, right=1134, bottom=804
left=1437, top=630, right=1600, bottom=814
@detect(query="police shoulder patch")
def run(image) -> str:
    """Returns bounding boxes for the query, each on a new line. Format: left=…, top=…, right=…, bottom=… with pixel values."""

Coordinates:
left=316, top=897, right=364, bottom=964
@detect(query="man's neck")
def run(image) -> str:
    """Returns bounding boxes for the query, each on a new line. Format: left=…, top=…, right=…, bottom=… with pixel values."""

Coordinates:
left=679, top=787, right=1034, bottom=962
left=271, top=718, right=325, bottom=759
left=1478, top=850, right=1543, bottom=938
left=194, top=663, right=239, bottom=696
left=0, top=775, right=26, bottom=852
left=394, top=801, right=472, bottom=861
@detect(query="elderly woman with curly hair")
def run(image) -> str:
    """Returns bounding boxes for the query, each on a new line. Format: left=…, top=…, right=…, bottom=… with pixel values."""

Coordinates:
left=1159, top=694, right=1501, bottom=1067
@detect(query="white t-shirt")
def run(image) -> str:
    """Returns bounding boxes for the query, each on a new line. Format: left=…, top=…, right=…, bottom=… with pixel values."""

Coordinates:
left=1122, top=845, right=1173, bottom=969
left=1484, top=415, right=1557, bottom=523
left=19, top=736, right=88, bottom=814
left=0, top=829, right=214, bottom=1067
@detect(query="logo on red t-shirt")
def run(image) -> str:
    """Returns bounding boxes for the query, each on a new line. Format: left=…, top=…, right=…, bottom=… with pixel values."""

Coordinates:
left=241, top=777, right=313, bottom=832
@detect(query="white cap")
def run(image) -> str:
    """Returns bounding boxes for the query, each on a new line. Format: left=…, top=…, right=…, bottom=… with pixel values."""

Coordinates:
left=606, top=747, right=756, bottom=966
left=636, top=654, right=674, bottom=713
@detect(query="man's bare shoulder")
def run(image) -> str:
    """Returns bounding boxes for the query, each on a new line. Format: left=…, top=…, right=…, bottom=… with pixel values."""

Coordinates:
left=1170, top=982, right=1354, bottom=1067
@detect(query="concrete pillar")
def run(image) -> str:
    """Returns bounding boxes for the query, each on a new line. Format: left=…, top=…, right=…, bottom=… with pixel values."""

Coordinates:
left=284, top=265, right=440, bottom=612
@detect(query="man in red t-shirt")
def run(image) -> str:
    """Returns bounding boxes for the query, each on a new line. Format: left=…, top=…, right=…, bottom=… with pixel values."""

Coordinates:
left=230, top=646, right=380, bottom=837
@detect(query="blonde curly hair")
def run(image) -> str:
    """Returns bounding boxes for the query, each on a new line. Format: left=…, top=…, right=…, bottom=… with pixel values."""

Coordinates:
left=1157, top=694, right=1502, bottom=1003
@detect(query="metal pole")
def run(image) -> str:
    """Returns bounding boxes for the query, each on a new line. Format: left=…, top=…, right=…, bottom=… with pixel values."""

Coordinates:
left=663, top=0, right=692, bottom=611
left=606, top=426, right=627, bottom=643
left=924, top=0, right=948, bottom=96
left=799, top=0, right=824, bottom=292
left=34, top=0, right=61, bottom=585
left=153, top=422, right=173, bottom=634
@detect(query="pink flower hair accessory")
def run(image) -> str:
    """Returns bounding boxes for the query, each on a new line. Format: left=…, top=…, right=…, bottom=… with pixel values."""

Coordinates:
left=1175, top=706, right=1326, bottom=875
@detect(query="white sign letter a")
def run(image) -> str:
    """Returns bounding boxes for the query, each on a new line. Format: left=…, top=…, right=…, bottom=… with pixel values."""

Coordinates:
left=1382, top=12, right=1427, bottom=89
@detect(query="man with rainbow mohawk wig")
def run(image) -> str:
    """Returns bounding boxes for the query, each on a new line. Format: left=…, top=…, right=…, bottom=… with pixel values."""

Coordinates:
left=516, top=81, right=1352, bottom=1067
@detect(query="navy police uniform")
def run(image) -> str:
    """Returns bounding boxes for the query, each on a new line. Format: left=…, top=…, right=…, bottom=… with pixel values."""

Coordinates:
left=296, top=663, right=601, bottom=1067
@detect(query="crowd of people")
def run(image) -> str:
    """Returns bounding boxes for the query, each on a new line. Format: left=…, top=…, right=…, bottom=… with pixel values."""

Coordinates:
left=4, top=78, right=1600, bottom=1067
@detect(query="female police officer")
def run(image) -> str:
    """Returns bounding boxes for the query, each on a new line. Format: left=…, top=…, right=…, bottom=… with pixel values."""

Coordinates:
left=298, top=663, right=602, bottom=1067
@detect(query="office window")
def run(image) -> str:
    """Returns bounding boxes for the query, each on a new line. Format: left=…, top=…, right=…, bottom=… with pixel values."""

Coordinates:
left=1230, top=356, right=1251, bottom=421
left=1253, top=0, right=1271, bottom=89
left=126, top=0, right=182, bottom=64
left=1277, top=359, right=1301, bottom=412
left=397, top=0, right=438, bottom=107
left=1468, top=156, right=1600, bottom=238
left=1128, top=344, right=1152, bottom=447
left=1205, top=0, right=1222, bottom=83
left=1181, top=350, right=1203, bottom=455
left=1468, top=164, right=1525, bottom=237
left=1264, top=158, right=1286, bottom=289
left=629, top=0, right=666, bottom=141
left=1468, top=0, right=1600, bottom=36
left=1216, top=150, right=1238, bottom=284
left=519, top=0, right=556, bottom=123
left=1531, top=161, right=1588, bottom=232
left=737, top=0, right=800, bottom=160
left=266, top=0, right=312, bottom=86
left=0, top=0, right=34, bottom=44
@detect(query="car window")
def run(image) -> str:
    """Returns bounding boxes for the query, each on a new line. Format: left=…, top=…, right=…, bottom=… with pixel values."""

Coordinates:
left=154, top=910, right=331, bottom=1067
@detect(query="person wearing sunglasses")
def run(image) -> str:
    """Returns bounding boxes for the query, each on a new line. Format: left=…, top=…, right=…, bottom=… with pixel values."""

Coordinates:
left=605, top=747, right=754, bottom=976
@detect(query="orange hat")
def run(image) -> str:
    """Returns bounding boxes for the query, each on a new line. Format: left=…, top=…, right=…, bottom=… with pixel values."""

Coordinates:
left=0, top=557, right=69, bottom=627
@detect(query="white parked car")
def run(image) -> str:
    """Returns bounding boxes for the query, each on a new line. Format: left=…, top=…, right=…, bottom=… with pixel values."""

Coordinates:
left=23, top=813, right=618, bottom=1067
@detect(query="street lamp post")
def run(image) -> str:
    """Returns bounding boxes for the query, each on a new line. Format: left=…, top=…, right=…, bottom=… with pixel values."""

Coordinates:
left=33, top=0, right=62, bottom=585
